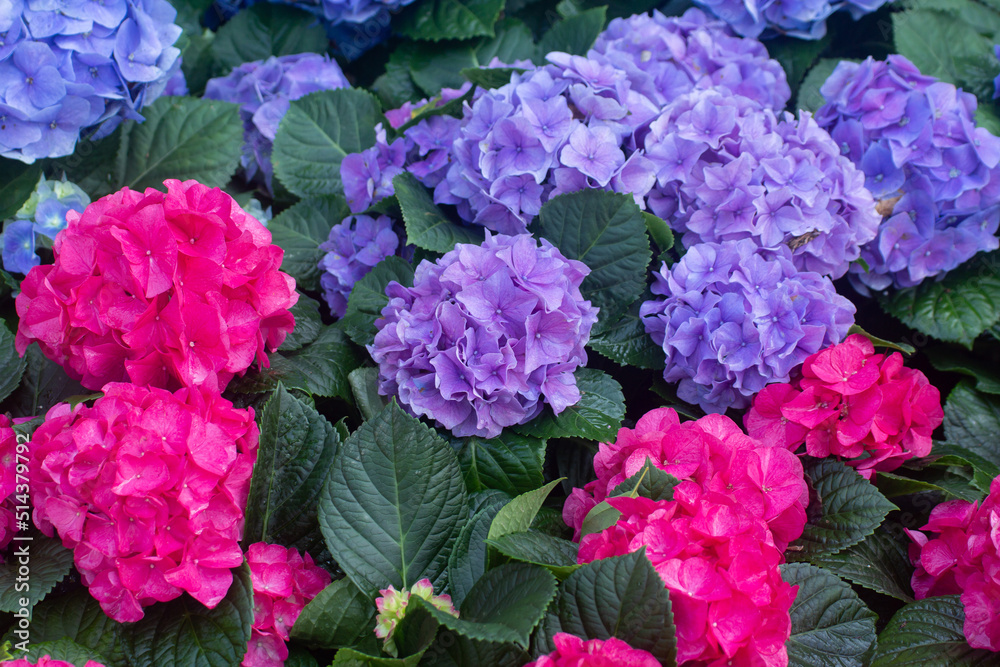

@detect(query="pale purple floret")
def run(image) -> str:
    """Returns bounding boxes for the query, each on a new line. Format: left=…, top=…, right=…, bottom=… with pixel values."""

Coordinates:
left=816, top=55, right=1000, bottom=292
left=640, top=239, right=856, bottom=413
left=369, top=232, right=599, bottom=438
left=694, top=0, right=892, bottom=40
left=318, top=214, right=400, bottom=318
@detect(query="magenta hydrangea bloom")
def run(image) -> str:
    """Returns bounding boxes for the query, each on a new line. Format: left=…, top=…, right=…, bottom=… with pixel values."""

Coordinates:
left=525, top=633, right=661, bottom=667
left=1, top=658, right=106, bottom=667
left=29, top=383, right=259, bottom=623
left=370, top=232, right=599, bottom=438
left=319, top=214, right=401, bottom=318
left=640, top=239, right=856, bottom=413
left=204, top=53, right=350, bottom=192
left=644, top=88, right=880, bottom=278
left=816, top=55, right=1000, bottom=292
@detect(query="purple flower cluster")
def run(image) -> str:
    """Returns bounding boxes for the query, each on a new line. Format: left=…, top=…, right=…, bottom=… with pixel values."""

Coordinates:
left=369, top=232, right=599, bottom=438
left=204, top=53, right=350, bottom=192
left=211, top=0, right=417, bottom=27
left=644, top=88, right=880, bottom=278
left=591, top=8, right=789, bottom=112
left=2, top=175, right=90, bottom=274
left=0, top=0, right=182, bottom=162
left=817, top=55, right=1000, bottom=292
left=319, top=214, right=400, bottom=318
left=640, top=239, right=856, bottom=413
left=694, top=0, right=891, bottom=40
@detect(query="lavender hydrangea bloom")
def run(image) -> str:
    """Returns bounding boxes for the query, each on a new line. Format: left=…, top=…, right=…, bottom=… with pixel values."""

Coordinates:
left=644, top=88, right=880, bottom=278
left=694, top=0, right=892, bottom=40
left=0, top=0, right=182, bottom=162
left=369, top=232, right=599, bottom=438
left=1, top=175, right=90, bottom=273
left=319, top=214, right=400, bottom=318
left=641, top=239, right=856, bottom=413
left=204, top=53, right=349, bottom=193
left=816, top=55, right=1000, bottom=292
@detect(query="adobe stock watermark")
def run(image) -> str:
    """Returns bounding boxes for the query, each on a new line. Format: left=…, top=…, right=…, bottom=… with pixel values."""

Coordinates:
left=11, top=431, right=32, bottom=653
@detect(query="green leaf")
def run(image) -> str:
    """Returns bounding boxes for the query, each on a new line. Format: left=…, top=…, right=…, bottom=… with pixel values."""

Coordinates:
left=538, top=6, right=607, bottom=56
left=767, top=34, right=830, bottom=99
left=243, top=384, right=340, bottom=548
left=928, top=347, right=1000, bottom=394
left=349, top=366, right=388, bottom=421
left=0, top=532, right=75, bottom=613
left=291, top=578, right=373, bottom=649
left=880, top=251, right=1000, bottom=347
left=211, top=3, right=328, bottom=73
left=578, top=500, right=621, bottom=539
left=448, top=496, right=508, bottom=608
left=932, top=442, right=1000, bottom=495
left=397, top=0, right=506, bottom=41
left=514, top=368, right=625, bottom=442
left=269, top=196, right=349, bottom=292
left=782, top=562, right=877, bottom=667
left=339, top=256, right=414, bottom=347
left=487, top=531, right=580, bottom=578
left=1, top=344, right=88, bottom=418
left=810, top=531, right=915, bottom=602
left=392, top=172, right=485, bottom=253
left=281, top=294, right=324, bottom=352
left=0, top=159, right=42, bottom=220
left=870, top=596, right=997, bottom=666
left=19, top=638, right=108, bottom=667
left=318, top=400, right=467, bottom=594
left=788, top=459, right=898, bottom=560
left=457, top=432, right=546, bottom=497
left=461, top=66, right=524, bottom=89
left=533, top=190, right=651, bottom=323
left=272, top=89, right=383, bottom=199
left=797, top=59, right=843, bottom=113
left=846, top=324, right=916, bottom=356
left=0, top=320, right=27, bottom=404
left=488, top=479, right=562, bottom=541
left=476, top=18, right=539, bottom=65
left=875, top=470, right=981, bottom=502
left=894, top=9, right=995, bottom=87
left=332, top=647, right=425, bottom=666
left=608, top=457, right=679, bottom=501
left=55, top=131, right=122, bottom=200
left=943, top=380, right=1000, bottom=470
left=587, top=293, right=663, bottom=370
left=642, top=212, right=673, bottom=255
left=114, top=97, right=243, bottom=192
left=539, top=550, right=676, bottom=665
left=125, top=564, right=253, bottom=667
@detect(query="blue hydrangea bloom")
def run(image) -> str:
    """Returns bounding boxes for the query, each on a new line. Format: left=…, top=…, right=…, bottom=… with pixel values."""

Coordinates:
left=203, top=52, right=350, bottom=192
left=1, top=175, right=90, bottom=273
left=319, top=214, right=400, bottom=318
left=640, top=239, right=856, bottom=413
left=0, top=0, right=182, bottom=162
left=2, top=220, right=38, bottom=274
left=370, top=232, right=599, bottom=438
left=816, top=55, right=1000, bottom=292
left=694, top=0, right=893, bottom=40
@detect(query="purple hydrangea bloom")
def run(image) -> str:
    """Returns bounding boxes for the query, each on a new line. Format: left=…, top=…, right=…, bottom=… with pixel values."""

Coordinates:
left=816, top=55, right=1000, bottom=292
left=644, top=88, right=880, bottom=278
left=204, top=52, right=350, bottom=193
left=640, top=239, right=856, bottom=413
left=0, top=0, right=182, bottom=162
left=1, top=175, right=90, bottom=273
left=369, top=232, right=599, bottom=438
left=341, top=124, right=408, bottom=213
left=694, top=0, right=892, bottom=40
left=319, top=214, right=400, bottom=318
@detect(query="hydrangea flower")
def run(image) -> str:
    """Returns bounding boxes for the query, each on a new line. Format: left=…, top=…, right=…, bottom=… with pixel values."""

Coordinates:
left=694, top=0, right=892, bottom=40
left=567, top=408, right=806, bottom=666
left=319, top=214, right=400, bottom=318
left=1, top=658, right=106, bottom=667
left=0, top=0, right=182, bottom=162
left=1, top=175, right=90, bottom=274
left=0, top=415, right=16, bottom=559
left=746, top=334, right=943, bottom=478
left=525, top=633, right=660, bottom=667
left=640, top=239, right=856, bottom=413
left=29, top=383, right=259, bottom=623
left=375, top=579, right=458, bottom=656
left=14, top=179, right=298, bottom=393
left=816, top=55, right=1000, bottom=292
left=644, top=88, right=879, bottom=278
left=906, top=475, right=1000, bottom=651
left=370, top=232, right=599, bottom=438
left=204, top=53, right=350, bottom=192
left=243, top=543, right=331, bottom=667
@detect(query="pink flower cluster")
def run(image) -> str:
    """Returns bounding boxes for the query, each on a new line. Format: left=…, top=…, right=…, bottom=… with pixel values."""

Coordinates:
left=1, top=658, right=105, bottom=667
left=565, top=408, right=806, bottom=665
left=1, top=415, right=16, bottom=557
left=243, top=543, right=331, bottom=667
left=906, top=476, right=1000, bottom=652
left=14, top=179, right=298, bottom=393
left=524, top=633, right=660, bottom=667
left=745, top=334, right=943, bottom=477
left=29, top=383, right=259, bottom=623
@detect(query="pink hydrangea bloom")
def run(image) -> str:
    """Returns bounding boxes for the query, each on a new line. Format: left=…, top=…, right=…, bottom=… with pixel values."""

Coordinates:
left=14, top=179, right=298, bottom=393
left=242, top=542, right=331, bottom=667
left=29, top=383, right=259, bottom=622
left=524, top=633, right=661, bottom=667
left=1, top=658, right=105, bottom=667
left=0, top=415, right=17, bottom=558
left=745, top=334, right=943, bottom=478
left=906, top=475, right=1000, bottom=651
left=374, top=578, right=458, bottom=656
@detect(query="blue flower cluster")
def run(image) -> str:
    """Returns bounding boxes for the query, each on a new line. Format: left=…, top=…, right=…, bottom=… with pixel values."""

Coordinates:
left=370, top=232, right=598, bottom=438
left=817, top=56, right=1000, bottom=292
left=640, top=239, right=856, bottom=413
left=0, top=0, right=182, bottom=162
left=319, top=214, right=400, bottom=318
left=2, top=175, right=90, bottom=274
left=204, top=52, right=349, bottom=192
left=644, top=88, right=880, bottom=278
left=694, top=0, right=891, bottom=40
left=211, top=0, right=415, bottom=27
